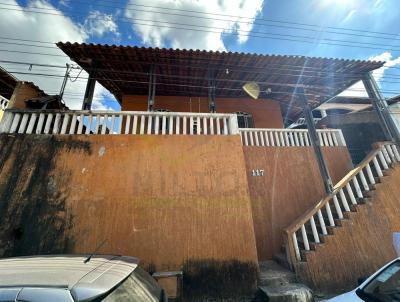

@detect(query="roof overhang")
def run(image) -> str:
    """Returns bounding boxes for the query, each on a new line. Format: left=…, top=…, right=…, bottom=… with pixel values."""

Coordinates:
left=57, top=43, right=384, bottom=122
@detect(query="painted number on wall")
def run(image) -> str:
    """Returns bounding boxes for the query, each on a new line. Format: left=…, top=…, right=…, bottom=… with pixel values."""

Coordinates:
left=252, top=169, right=265, bottom=177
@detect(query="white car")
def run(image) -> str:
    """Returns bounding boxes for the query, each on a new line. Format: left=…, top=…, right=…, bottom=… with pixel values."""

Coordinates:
left=327, top=257, right=400, bottom=301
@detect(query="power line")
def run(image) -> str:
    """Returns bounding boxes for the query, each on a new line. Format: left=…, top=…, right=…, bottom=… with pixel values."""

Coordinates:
left=1, top=5, right=400, bottom=53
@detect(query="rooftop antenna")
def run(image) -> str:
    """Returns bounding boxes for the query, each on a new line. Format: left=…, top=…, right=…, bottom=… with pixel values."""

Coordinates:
left=243, top=82, right=272, bottom=99
left=84, top=239, right=107, bottom=263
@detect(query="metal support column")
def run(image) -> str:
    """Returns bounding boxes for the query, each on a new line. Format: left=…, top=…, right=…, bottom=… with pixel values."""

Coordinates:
left=362, top=72, right=400, bottom=144
left=299, top=88, right=334, bottom=193
left=82, top=69, right=96, bottom=110
left=148, top=65, right=156, bottom=111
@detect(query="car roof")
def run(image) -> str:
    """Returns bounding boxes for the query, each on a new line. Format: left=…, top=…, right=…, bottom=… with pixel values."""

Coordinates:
left=0, top=255, right=139, bottom=302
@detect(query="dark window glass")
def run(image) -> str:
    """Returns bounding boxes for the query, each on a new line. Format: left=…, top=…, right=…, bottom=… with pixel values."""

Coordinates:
left=236, top=112, right=254, bottom=128
left=96, top=268, right=165, bottom=302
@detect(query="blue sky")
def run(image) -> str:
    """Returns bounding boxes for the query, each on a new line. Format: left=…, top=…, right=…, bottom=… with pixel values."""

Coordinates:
left=0, top=0, right=399, bottom=110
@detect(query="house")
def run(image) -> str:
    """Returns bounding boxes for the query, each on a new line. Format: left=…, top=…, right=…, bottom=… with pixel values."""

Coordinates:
left=0, top=44, right=399, bottom=298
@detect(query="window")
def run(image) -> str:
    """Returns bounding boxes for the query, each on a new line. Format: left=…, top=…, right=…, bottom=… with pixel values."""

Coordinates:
left=235, top=112, right=254, bottom=128
left=95, top=267, right=166, bottom=302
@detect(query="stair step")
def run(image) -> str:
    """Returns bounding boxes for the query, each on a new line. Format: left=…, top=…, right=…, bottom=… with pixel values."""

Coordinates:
left=259, top=260, right=296, bottom=287
left=258, top=283, right=313, bottom=302
left=273, top=253, right=292, bottom=271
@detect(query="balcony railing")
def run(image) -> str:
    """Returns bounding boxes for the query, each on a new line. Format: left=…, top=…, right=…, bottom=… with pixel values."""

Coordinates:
left=0, top=109, right=239, bottom=136
left=239, top=128, right=346, bottom=147
left=0, top=96, right=9, bottom=111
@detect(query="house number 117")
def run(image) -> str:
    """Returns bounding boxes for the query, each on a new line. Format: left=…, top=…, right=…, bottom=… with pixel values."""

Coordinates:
left=252, top=169, right=264, bottom=176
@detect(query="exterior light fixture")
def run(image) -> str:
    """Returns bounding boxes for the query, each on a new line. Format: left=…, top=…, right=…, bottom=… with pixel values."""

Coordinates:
left=242, top=82, right=260, bottom=99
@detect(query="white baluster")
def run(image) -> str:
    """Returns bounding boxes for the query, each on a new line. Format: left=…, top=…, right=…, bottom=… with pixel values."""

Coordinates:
left=162, top=115, right=167, bottom=135
left=18, top=114, right=30, bottom=134
left=366, top=163, right=376, bottom=184
left=26, top=113, right=37, bottom=134
left=101, top=114, right=108, bottom=134
left=10, top=113, right=21, bottom=133
left=176, top=116, right=180, bottom=134
left=345, top=183, right=357, bottom=205
left=373, top=156, right=384, bottom=177
left=155, top=116, right=160, bottom=135
left=322, top=132, right=329, bottom=146
left=244, top=131, right=249, bottom=146
left=332, top=131, right=339, bottom=146
left=333, top=195, right=344, bottom=219
left=292, top=232, right=301, bottom=261
left=259, top=131, right=265, bottom=146
left=382, top=146, right=392, bottom=164
left=110, top=115, right=116, bottom=134
left=169, top=116, right=174, bottom=135
left=385, top=145, right=396, bottom=162
left=288, top=132, right=294, bottom=146
left=44, top=114, right=53, bottom=134
left=359, top=170, right=369, bottom=191
left=378, top=151, right=389, bottom=170
left=304, top=132, right=310, bottom=146
left=223, top=117, right=228, bottom=135
left=140, top=115, right=146, bottom=135
left=209, top=117, right=214, bottom=135
left=325, top=202, right=335, bottom=227
left=147, top=115, right=153, bottom=135
left=60, top=114, right=69, bottom=135
left=317, top=209, right=328, bottom=235
left=318, top=132, right=325, bottom=146
left=203, top=117, right=207, bottom=135
left=70, top=114, right=78, bottom=134
left=249, top=131, right=254, bottom=146
left=53, top=113, right=61, bottom=134
left=94, top=115, right=100, bottom=134
left=298, top=132, right=305, bottom=146
left=77, top=114, right=84, bottom=134
left=274, top=132, right=281, bottom=146
left=301, top=225, right=310, bottom=251
left=279, top=132, right=286, bottom=146
left=254, top=131, right=260, bottom=146
left=352, top=177, right=363, bottom=198
left=216, top=118, right=221, bottom=135
left=124, top=115, right=131, bottom=134
left=85, top=114, right=92, bottom=134
left=310, top=216, right=320, bottom=243
left=36, top=113, right=45, bottom=134
left=189, top=117, right=194, bottom=135
left=327, top=132, right=334, bottom=146
left=117, top=114, right=123, bottom=134
left=293, top=132, right=299, bottom=146
left=391, top=145, right=400, bottom=161
left=339, top=189, right=351, bottom=211
left=284, top=132, right=290, bottom=146
left=132, top=115, right=138, bottom=135
left=197, top=116, right=201, bottom=135
left=183, top=116, right=187, bottom=135
left=264, top=131, right=270, bottom=146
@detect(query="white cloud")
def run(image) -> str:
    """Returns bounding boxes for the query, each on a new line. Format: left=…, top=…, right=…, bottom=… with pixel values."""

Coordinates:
left=124, top=0, right=264, bottom=51
left=0, top=0, right=119, bottom=110
left=339, top=51, right=400, bottom=98
left=84, top=10, right=120, bottom=38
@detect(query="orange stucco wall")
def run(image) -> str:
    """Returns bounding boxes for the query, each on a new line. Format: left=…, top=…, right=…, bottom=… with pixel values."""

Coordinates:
left=0, top=134, right=258, bottom=271
left=122, top=95, right=284, bottom=128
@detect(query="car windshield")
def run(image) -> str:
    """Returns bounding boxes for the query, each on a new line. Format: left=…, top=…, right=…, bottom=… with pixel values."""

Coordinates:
left=93, top=267, right=164, bottom=302
left=359, top=260, right=400, bottom=302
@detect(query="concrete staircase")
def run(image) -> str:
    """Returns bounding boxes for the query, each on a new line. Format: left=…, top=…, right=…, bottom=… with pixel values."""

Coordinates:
left=258, top=261, right=313, bottom=302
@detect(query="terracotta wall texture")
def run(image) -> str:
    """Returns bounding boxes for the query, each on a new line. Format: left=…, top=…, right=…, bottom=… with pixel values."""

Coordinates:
left=295, top=165, right=400, bottom=293
left=0, top=134, right=258, bottom=270
left=243, top=147, right=353, bottom=260
left=122, top=95, right=284, bottom=128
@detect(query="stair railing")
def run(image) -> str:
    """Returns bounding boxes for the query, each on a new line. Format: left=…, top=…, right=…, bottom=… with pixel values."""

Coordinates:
left=284, top=142, right=400, bottom=266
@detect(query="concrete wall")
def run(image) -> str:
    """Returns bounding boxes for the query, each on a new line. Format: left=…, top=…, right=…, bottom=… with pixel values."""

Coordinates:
left=8, top=82, right=44, bottom=109
left=243, top=147, right=353, bottom=260
left=295, top=165, right=400, bottom=293
left=0, top=134, right=258, bottom=271
left=122, top=95, right=284, bottom=129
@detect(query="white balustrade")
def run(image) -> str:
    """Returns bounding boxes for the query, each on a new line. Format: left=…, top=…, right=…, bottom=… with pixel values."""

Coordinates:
left=240, top=128, right=346, bottom=147
left=0, top=95, right=10, bottom=111
left=0, top=110, right=240, bottom=136
left=288, top=142, right=400, bottom=262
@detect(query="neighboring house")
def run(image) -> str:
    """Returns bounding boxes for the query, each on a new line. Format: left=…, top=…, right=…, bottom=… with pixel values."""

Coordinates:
left=1, top=45, right=399, bottom=298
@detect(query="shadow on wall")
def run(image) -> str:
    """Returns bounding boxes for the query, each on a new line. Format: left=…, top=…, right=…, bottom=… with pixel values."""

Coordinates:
left=0, top=134, right=92, bottom=257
